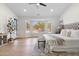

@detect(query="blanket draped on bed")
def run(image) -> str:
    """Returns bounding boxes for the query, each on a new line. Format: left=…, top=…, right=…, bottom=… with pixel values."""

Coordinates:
left=47, top=39, right=65, bottom=46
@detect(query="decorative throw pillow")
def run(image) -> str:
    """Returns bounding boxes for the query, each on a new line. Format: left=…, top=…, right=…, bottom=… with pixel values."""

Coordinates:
left=60, top=29, right=67, bottom=36
left=66, top=30, right=71, bottom=37
left=71, top=30, right=79, bottom=38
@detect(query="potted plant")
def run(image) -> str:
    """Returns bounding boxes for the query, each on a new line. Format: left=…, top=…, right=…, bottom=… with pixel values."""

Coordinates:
left=7, top=17, right=15, bottom=42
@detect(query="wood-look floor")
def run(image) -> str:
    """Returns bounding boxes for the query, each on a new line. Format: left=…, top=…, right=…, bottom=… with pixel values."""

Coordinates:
left=0, top=38, right=38, bottom=56
left=0, top=38, right=79, bottom=56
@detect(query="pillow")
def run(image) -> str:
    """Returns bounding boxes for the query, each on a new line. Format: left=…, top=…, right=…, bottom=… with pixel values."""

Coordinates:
left=66, top=31, right=71, bottom=37
left=71, top=30, right=79, bottom=38
left=66, top=30, right=71, bottom=37
left=60, top=29, right=72, bottom=37
left=60, top=29, right=67, bottom=36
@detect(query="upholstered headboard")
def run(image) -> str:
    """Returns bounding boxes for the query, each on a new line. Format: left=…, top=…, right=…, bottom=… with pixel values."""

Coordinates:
left=64, top=22, right=79, bottom=29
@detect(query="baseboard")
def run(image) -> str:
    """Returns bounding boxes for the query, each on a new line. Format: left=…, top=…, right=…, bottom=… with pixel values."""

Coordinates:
left=16, top=36, right=38, bottom=39
left=16, top=36, right=26, bottom=39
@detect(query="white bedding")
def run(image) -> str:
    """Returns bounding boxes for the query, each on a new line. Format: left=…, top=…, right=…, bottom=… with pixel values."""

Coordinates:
left=43, top=34, right=79, bottom=52
left=43, top=34, right=65, bottom=46
left=44, top=34, right=79, bottom=40
left=43, top=34, right=56, bottom=42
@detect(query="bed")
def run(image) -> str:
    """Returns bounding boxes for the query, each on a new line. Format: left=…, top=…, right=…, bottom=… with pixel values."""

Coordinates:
left=43, top=29, right=79, bottom=53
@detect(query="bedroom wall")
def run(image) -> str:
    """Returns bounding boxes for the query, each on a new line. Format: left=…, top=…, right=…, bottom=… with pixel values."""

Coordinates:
left=17, top=18, right=26, bottom=38
left=61, top=4, right=79, bottom=25
left=0, top=3, right=17, bottom=33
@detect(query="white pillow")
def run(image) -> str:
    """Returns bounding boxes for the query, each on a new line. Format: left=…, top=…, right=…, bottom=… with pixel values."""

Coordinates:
left=60, top=29, right=72, bottom=37
left=60, top=29, right=67, bottom=36
left=66, top=30, right=71, bottom=37
left=71, top=30, right=79, bottom=38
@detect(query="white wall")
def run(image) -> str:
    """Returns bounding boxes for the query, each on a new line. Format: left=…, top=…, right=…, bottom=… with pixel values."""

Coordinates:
left=61, top=4, right=79, bottom=25
left=17, top=18, right=26, bottom=38
left=0, top=3, right=16, bottom=33
left=17, top=16, right=60, bottom=37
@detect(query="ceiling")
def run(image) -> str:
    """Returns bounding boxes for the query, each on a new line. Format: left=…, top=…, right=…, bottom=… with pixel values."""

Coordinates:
left=6, top=3, right=72, bottom=17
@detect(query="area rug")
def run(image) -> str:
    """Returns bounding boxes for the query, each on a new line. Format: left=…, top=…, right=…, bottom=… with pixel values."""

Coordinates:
left=32, top=43, right=46, bottom=56
left=32, top=43, right=79, bottom=56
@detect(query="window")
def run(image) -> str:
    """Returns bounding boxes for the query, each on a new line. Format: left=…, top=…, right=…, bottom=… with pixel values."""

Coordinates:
left=26, top=20, right=52, bottom=33
left=32, top=21, right=45, bottom=33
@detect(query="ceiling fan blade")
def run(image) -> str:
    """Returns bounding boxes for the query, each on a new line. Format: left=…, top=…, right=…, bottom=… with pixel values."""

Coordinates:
left=39, top=3, right=47, bottom=7
left=29, top=3, right=37, bottom=5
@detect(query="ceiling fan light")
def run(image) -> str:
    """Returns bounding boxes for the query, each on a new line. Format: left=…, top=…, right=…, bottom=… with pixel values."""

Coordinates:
left=24, top=9, right=27, bottom=12
left=37, top=3, right=40, bottom=6
left=50, top=9, right=54, bottom=12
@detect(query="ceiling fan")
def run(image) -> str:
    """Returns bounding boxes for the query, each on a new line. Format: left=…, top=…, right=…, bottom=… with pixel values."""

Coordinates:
left=28, top=3, right=47, bottom=7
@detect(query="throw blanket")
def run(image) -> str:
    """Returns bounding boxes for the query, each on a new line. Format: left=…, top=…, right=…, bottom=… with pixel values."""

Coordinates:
left=47, top=40, right=57, bottom=45
left=47, top=39, right=65, bottom=46
left=56, top=39, right=65, bottom=45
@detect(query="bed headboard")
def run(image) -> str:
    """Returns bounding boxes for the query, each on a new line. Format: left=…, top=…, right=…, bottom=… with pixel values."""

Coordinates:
left=64, top=22, right=79, bottom=29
